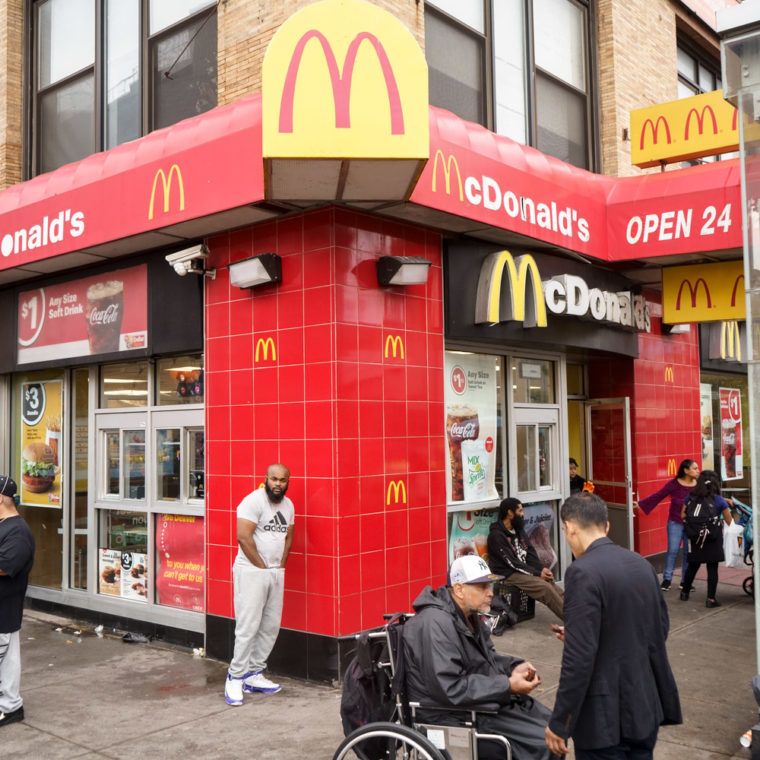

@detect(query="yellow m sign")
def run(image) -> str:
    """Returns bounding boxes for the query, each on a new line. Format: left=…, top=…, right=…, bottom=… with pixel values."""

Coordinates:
left=255, top=337, right=277, bottom=362
left=431, top=150, right=464, bottom=201
left=475, top=250, right=547, bottom=327
left=664, top=366, right=674, bottom=383
left=148, top=164, right=185, bottom=220
left=384, top=335, right=404, bottom=359
left=386, top=480, right=407, bottom=505
left=667, top=459, right=677, bottom=477
left=721, top=320, right=742, bottom=361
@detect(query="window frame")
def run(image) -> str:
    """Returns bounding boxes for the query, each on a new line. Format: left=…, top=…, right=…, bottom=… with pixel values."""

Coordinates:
left=28, top=0, right=217, bottom=178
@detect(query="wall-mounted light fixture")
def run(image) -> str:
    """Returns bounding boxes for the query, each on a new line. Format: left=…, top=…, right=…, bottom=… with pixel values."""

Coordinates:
left=165, top=244, right=216, bottom=278
left=228, top=253, right=282, bottom=289
left=376, top=256, right=432, bottom=286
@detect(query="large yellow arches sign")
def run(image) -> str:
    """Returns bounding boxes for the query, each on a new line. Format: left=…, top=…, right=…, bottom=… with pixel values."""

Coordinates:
left=262, top=0, right=428, bottom=160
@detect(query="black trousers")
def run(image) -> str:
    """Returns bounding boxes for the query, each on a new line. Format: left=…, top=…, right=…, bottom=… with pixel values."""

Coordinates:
left=681, top=560, right=718, bottom=598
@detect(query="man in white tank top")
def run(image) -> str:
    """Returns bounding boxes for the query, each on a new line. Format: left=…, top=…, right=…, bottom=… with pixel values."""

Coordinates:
left=224, top=463, right=294, bottom=705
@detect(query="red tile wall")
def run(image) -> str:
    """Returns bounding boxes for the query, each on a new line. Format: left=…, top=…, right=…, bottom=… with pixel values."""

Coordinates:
left=589, top=292, right=700, bottom=556
left=203, top=208, right=445, bottom=636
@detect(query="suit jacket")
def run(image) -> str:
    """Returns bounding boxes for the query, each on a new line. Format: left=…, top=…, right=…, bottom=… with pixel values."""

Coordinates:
left=548, top=537, right=682, bottom=750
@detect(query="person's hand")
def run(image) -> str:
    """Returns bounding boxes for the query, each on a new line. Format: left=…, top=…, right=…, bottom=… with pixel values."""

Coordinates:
left=550, top=623, right=565, bottom=642
left=540, top=567, right=554, bottom=582
left=545, top=726, right=569, bottom=756
left=509, top=661, right=541, bottom=694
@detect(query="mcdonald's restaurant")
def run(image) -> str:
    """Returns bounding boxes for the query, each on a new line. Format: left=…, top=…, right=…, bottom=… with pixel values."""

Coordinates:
left=0, top=0, right=750, bottom=680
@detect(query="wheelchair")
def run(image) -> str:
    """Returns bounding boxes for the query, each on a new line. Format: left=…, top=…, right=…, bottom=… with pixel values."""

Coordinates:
left=333, top=613, right=512, bottom=760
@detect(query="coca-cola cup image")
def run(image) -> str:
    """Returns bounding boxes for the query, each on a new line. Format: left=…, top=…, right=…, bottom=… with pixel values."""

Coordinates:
left=85, top=280, right=124, bottom=354
left=446, top=405, right=479, bottom=501
left=721, top=418, right=737, bottom=478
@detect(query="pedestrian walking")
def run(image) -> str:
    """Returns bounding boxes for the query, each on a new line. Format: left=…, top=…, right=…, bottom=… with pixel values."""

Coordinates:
left=225, top=463, right=294, bottom=705
left=545, top=492, right=682, bottom=759
left=635, top=458, right=699, bottom=591
left=679, top=469, right=733, bottom=608
left=0, top=476, right=36, bottom=728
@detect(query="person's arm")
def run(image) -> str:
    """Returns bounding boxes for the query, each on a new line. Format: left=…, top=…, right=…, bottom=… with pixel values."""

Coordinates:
left=637, top=480, right=676, bottom=515
left=547, top=564, right=602, bottom=744
left=236, top=518, right=266, bottom=568
left=280, top=525, right=294, bottom=568
left=0, top=569, right=6, bottom=576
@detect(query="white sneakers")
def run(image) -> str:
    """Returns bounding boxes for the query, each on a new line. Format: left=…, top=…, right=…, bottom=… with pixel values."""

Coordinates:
left=225, top=674, right=244, bottom=706
left=225, top=670, right=281, bottom=704
left=243, top=670, right=281, bottom=694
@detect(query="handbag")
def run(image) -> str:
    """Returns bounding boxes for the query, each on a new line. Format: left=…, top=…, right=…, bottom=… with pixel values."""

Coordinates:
left=723, top=520, right=744, bottom=568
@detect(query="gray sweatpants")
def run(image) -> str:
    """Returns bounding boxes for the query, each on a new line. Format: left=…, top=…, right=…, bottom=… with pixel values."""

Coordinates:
left=228, top=565, right=285, bottom=678
left=0, top=631, right=22, bottom=714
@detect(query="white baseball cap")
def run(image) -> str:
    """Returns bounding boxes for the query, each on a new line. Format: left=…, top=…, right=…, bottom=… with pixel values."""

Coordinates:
left=449, top=555, right=503, bottom=585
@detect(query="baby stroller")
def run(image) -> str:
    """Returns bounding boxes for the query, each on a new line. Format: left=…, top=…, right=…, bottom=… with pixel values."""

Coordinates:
left=733, top=497, right=754, bottom=598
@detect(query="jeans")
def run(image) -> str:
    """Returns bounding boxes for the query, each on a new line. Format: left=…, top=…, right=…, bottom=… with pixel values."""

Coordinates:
left=663, top=520, right=687, bottom=582
left=575, top=727, right=659, bottom=759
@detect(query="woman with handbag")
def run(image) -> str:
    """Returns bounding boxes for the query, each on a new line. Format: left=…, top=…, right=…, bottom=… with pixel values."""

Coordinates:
left=679, top=469, right=733, bottom=608
left=635, top=459, right=699, bottom=591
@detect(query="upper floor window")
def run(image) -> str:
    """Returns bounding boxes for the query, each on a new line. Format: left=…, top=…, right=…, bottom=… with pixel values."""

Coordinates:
left=677, top=42, right=721, bottom=99
left=32, top=0, right=217, bottom=176
left=425, top=0, right=594, bottom=170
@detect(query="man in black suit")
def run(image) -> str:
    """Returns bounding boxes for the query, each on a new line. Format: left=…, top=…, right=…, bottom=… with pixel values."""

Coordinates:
left=545, top=492, right=682, bottom=759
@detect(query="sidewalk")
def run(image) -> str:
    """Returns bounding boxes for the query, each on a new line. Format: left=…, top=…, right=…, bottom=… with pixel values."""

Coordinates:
left=3, top=572, right=758, bottom=759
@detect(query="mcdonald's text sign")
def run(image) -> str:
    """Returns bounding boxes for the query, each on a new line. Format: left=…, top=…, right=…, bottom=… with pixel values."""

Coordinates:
left=631, top=90, right=738, bottom=168
left=262, top=0, right=428, bottom=161
left=662, top=260, right=745, bottom=323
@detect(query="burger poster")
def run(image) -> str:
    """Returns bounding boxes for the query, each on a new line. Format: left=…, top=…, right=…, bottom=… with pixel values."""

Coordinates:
left=20, top=379, right=62, bottom=508
left=17, top=264, right=148, bottom=365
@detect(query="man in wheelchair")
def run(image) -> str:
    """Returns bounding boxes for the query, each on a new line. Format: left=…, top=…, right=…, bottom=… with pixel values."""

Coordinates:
left=403, top=555, right=553, bottom=760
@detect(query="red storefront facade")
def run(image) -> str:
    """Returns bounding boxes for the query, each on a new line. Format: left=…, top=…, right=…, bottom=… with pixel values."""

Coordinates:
left=0, top=3, right=746, bottom=680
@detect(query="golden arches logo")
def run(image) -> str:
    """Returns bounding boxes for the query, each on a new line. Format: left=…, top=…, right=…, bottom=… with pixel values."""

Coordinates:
left=431, top=150, right=464, bottom=201
left=667, top=458, right=677, bottom=477
left=684, top=105, right=719, bottom=139
left=148, top=164, right=185, bottom=220
left=255, top=337, right=277, bottom=362
left=721, top=320, right=742, bottom=361
left=386, top=480, right=407, bottom=505
left=475, top=250, right=547, bottom=327
left=384, top=335, right=404, bottom=359
left=640, top=116, right=671, bottom=148
left=664, top=366, right=674, bottom=383
left=675, top=278, right=712, bottom=310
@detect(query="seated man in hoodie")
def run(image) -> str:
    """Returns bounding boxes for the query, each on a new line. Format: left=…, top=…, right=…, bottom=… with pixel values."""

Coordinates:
left=403, top=555, right=553, bottom=760
left=487, top=498, right=564, bottom=621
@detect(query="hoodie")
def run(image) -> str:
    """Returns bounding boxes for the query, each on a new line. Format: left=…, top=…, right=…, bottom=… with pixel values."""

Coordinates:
left=487, top=519, right=544, bottom=579
left=402, top=584, right=524, bottom=713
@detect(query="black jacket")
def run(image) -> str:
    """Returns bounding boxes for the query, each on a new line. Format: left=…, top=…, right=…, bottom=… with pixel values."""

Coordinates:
left=487, top=520, right=544, bottom=579
left=403, top=585, right=523, bottom=710
left=548, top=537, right=682, bottom=750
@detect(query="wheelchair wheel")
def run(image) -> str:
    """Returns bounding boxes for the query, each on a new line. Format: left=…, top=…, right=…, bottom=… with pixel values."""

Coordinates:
left=744, top=576, right=754, bottom=598
left=333, top=721, right=447, bottom=760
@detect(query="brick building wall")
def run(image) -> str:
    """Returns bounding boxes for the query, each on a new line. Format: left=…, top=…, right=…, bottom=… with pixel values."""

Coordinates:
left=217, top=0, right=425, bottom=107
left=0, top=0, right=24, bottom=191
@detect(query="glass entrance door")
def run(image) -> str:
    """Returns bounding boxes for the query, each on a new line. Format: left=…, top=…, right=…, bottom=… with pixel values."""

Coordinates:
left=585, top=397, right=633, bottom=550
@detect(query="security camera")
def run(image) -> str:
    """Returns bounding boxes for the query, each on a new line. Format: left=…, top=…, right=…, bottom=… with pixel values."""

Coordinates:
left=165, top=244, right=215, bottom=279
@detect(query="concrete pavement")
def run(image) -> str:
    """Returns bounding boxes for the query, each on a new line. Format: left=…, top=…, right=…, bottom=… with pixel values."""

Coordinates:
left=2, top=568, right=758, bottom=759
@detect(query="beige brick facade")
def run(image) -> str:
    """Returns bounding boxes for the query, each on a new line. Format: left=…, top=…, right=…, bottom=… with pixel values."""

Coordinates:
left=0, top=0, right=24, bottom=191
left=217, top=0, right=424, bottom=107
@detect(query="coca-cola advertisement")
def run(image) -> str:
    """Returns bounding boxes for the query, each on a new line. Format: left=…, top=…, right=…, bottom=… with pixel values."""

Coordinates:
left=17, top=264, right=148, bottom=364
left=444, top=352, right=498, bottom=504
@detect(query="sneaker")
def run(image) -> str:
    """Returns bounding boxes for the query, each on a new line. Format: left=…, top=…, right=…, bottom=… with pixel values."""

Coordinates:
left=225, top=674, right=244, bottom=705
left=0, top=706, right=24, bottom=727
left=679, top=583, right=695, bottom=592
left=660, top=579, right=671, bottom=591
left=679, top=591, right=689, bottom=601
left=705, top=599, right=722, bottom=608
left=243, top=671, right=281, bottom=694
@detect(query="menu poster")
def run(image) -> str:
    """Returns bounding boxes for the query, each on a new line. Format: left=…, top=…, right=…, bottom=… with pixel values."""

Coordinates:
left=120, top=552, right=149, bottom=602
left=444, top=353, right=498, bottom=504
left=719, top=387, right=743, bottom=480
left=699, top=383, right=714, bottom=472
left=155, top=514, right=205, bottom=612
left=17, top=264, right=148, bottom=364
left=522, top=503, right=557, bottom=570
left=448, top=509, right=497, bottom=565
left=99, top=549, right=122, bottom=596
left=20, top=379, right=63, bottom=508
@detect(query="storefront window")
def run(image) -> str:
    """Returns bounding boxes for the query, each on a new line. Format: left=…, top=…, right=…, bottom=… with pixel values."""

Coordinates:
left=71, top=368, right=89, bottom=589
left=98, top=509, right=148, bottom=600
left=511, top=358, right=555, bottom=403
left=124, top=430, right=146, bottom=499
left=105, top=430, right=119, bottom=495
left=516, top=425, right=537, bottom=491
left=188, top=428, right=205, bottom=499
left=100, top=361, right=150, bottom=408
left=156, top=354, right=204, bottom=405
left=538, top=424, right=552, bottom=487
left=156, top=428, right=181, bottom=500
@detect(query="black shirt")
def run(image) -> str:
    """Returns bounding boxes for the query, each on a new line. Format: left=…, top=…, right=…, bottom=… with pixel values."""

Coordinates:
left=570, top=474, right=586, bottom=493
left=0, top=515, right=36, bottom=633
